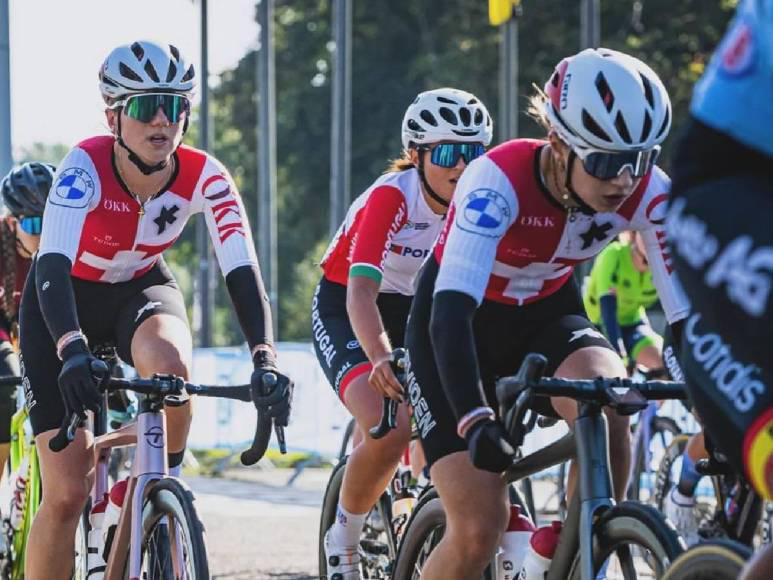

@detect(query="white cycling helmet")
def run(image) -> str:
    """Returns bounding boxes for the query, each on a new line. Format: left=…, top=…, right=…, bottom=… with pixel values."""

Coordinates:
left=401, top=88, right=493, bottom=151
left=544, top=48, right=671, bottom=153
left=99, top=40, right=196, bottom=102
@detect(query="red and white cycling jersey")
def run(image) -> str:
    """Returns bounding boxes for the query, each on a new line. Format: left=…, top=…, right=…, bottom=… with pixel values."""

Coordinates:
left=434, top=139, right=689, bottom=323
left=39, top=136, right=258, bottom=283
left=321, top=168, right=444, bottom=295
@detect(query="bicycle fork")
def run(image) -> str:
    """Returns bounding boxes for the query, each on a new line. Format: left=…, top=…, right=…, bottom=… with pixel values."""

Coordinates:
left=548, top=404, right=615, bottom=580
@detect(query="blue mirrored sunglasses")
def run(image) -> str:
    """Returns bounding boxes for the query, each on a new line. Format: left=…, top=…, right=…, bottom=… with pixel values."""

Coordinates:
left=19, top=216, right=42, bottom=235
left=423, top=143, right=486, bottom=168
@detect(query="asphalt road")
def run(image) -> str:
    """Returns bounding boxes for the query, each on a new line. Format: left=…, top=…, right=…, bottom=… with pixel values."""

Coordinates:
left=189, top=467, right=331, bottom=579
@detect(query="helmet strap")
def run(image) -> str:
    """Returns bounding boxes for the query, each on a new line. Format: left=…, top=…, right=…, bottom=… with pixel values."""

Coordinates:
left=417, top=150, right=449, bottom=209
left=563, top=150, right=596, bottom=215
left=115, top=114, right=173, bottom=176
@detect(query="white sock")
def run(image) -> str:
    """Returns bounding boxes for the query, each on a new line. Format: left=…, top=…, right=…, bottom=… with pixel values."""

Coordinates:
left=671, top=488, right=695, bottom=506
left=329, top=503, right=368, bottom=550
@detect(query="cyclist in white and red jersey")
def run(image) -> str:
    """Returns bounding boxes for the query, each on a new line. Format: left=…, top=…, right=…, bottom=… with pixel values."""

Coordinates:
left=315, top=88, right=492, bottom=578
left=19, top=41, right=291, bottom=580
left=404, top=48, right=689, bottom=579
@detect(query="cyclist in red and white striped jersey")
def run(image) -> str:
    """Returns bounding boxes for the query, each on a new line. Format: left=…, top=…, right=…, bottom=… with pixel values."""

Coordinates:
left=314, top=88, right=492, bottom=578
left=20, top=41, right=291, bottom=580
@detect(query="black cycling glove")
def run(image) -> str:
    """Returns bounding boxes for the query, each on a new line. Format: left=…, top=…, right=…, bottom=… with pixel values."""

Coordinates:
left=464, top=418, right=516, bottom=473
left=58, top=340, right=108, bottom=419
left=251, top=349, right=294, bottom=427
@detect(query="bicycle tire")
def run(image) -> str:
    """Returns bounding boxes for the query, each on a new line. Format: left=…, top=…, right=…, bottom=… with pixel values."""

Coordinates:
left=629, top=416, right=681, bottom=502
left=392, top=488, right=494, bottom=580
left=121, top=477, right=209, bottom=580
left=319, top=458, right=348, bottom=577
left=71, top=496, right=91, bottom=580
left=338, top=419, right=356, bottom=461
left=654, top=434, right=690, bottom=512
left=319, top=457, right=395, bottom=579
left=566, top=501, right=685, bottom=579
left=661, top=538, right=752, bottom=580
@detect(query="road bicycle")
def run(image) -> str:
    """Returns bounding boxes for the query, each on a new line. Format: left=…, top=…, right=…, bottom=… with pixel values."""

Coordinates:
left=319, top=350, right=421, bottom=579
left=0, top=375, right=29, bottom=580
left=392, top=353, right=688, bottom=580
left=52, top=365, right=290, bottom=580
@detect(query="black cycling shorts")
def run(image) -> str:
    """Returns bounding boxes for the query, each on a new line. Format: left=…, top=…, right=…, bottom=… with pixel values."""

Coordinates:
left=405, top=257, right=614, bottom=469
left=19, top=258, right=189, bottom=435
left=670, top=168, right=773, bottom=501
left=311, top=276, right=411, bottom=400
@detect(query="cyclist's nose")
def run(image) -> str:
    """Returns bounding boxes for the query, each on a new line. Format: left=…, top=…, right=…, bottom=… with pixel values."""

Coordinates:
left=149, top=106, right=172, bottom=127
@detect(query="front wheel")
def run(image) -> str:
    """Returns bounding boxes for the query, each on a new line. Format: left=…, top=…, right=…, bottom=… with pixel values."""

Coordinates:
left=662, top=538, right=752, bottom=580
left=567, top=501, right=685, bottom=579
left=122, top=478, right=209, bottom=579
left=391, top=489, right=493, bottom=580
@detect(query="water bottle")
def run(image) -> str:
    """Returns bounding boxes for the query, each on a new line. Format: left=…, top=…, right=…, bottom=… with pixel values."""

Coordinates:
left=518, top=521, right=562, bottom=580
left=9, top=455, right=29, bottom=531
left=101, top=478, right=129, bottom=559
left=87, top=494, right=109, bottom=580
left=496, top=505, right=535, bottom=580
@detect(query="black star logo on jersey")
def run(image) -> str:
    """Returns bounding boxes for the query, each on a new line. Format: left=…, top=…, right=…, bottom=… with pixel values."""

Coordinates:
left=154, top=204, right=180, bottom=235
left=580, top=220, right=613, bottom=250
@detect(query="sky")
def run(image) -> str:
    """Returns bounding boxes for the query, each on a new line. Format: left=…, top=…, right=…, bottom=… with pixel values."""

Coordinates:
left=8, top=0, right=258, bottom=151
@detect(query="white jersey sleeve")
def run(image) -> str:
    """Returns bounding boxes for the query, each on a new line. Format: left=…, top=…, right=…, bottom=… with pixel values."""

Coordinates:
left=195, top=157, right=259, bottom=276
left=631, top=166, right=690, bottom=324
left=434, top=155, right=519, bottom=304
left=38, top=147, right=102, bottom=263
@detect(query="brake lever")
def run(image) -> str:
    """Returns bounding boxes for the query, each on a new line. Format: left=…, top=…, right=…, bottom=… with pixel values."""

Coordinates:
left=369, top=349, right=406, bottom=440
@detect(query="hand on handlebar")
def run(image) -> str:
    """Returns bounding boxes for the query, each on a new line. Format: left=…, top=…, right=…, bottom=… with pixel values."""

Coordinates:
left=464, top=418, right=515, bottom=473
left=250, top=367, right=294, bottom=427
left=58, top=340, right=108, bottom=420
left=369, top=356, right=404, bottom=402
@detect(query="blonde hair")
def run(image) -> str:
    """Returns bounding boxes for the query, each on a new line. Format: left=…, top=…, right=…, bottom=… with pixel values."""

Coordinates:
left=384, top=151, right=415, bottom=173
left=526, top=84, right=552, bottom=135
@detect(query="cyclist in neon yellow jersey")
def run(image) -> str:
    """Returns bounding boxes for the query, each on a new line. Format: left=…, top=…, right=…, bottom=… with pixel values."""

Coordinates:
left=583, top=231, right=665, bottom=374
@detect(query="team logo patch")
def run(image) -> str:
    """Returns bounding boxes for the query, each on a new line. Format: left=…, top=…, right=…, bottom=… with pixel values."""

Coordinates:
left=346, top=340, right=360, bottom=350
left=744, top=407, right=773, bottom=501
left=457, top=189, right=510, bottom=238
left=720, top=21, right=756, bottom=77
left=52, top=167, right=95, bottom=208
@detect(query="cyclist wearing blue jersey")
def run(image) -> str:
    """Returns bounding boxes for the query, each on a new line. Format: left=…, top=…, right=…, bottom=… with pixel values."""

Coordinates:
left=667, top=0, right=773, bottom=576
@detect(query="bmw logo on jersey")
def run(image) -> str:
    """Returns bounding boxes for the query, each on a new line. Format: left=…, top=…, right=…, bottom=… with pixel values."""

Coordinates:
left=458, top=188, right=511, bottom=238
left=52, top=167, right=96, bottom=208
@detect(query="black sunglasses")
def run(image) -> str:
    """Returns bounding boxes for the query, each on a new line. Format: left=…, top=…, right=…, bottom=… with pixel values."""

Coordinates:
left=579, top=147, right=660, bottom=180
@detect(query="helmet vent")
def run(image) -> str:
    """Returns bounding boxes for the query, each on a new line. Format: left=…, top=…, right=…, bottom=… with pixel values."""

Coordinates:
left=439, top=107, right=458, bottom=125
left=420, top=110, right=438, bottom=127
left=436, top=96, right=457, bottom=105
left=640, top=111, right=652, bottom=143
left=181, top=65, right=195, bottom=83
left=474, top=109, right=483, bottom=124
left=130, top=42, right=145, bottom=61
left=467, top=98, right=479, bottom=105
left=595, top=72, right=615, bottom=112
left=166, top=61, right=178, bottom=83
left=459, top=107, right=471, bottom=126
left=407, top=119, right=425, bottom=132
left=614, top=111, right=632, bottom=144
left=144, top=60, right=160, bottom=83
left=581, top=109, right=611, bottom=143
left=550, top=71, right=561, bottom=87
left=169, top=44, right=181, bottom=62
left=119, top=63, right=143, bottom=83
left=656, top=108, right=670, bottom=139
left=640, top=73, right=654, bottom=109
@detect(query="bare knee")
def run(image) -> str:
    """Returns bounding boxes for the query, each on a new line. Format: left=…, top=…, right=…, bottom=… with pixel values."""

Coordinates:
left=41, top=478, right=90, bottom=523
left=362, top=418, right=411, bottom=464
left=446, top=504, right=508, bottom=564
